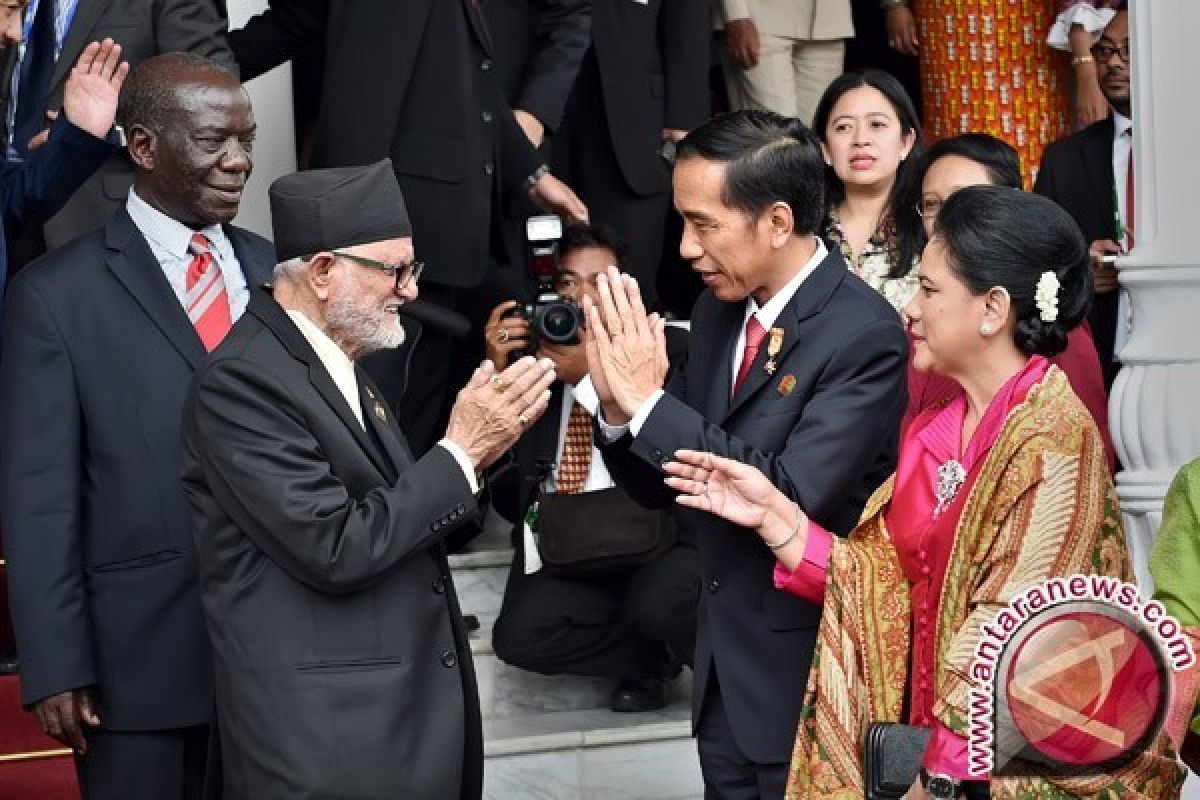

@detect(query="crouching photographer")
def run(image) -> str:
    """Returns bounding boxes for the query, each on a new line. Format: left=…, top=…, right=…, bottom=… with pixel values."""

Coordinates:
left=484, top=222, right=699, bottom=712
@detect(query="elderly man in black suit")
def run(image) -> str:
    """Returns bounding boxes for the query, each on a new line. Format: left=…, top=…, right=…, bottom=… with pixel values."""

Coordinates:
left=1035, top=3, right=1130, bottom=386
left=0, top=53, right=274, bottom=800
left=182, top=161, right=556, bottom=799
left=582, top=110, right=908, bottom=798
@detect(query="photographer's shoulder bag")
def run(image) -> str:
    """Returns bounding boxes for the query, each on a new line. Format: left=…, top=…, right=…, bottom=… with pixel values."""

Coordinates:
left=533, top=486, right=677, bottom=578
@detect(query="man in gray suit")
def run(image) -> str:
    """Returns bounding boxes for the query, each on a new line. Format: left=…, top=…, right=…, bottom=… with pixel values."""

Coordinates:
left=4, top=0, right=234, bottom=264
left=182, top=161, right=556, bottom=799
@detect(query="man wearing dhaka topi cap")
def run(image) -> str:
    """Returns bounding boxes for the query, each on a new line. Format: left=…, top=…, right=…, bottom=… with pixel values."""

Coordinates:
left=181, top=159, right=555, bottom=799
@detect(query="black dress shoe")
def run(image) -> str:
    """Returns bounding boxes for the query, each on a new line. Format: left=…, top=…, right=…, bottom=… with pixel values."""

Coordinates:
left=609, top=677, right=668, bottom=713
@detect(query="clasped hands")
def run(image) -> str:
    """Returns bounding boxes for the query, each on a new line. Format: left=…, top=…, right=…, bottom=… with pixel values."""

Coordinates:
left=582, top=265, right=669, bottom=426
left=445, top=356, right=556, bottom=470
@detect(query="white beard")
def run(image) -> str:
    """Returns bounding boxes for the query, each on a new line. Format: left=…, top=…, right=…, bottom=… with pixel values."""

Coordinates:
left=326, top=289, right=407, bottom=356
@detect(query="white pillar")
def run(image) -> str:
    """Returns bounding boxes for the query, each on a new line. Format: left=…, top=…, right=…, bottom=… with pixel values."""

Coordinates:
left=1111, top=6, right=1200, bottom=792
left=227, top=0, right=297, bottom=240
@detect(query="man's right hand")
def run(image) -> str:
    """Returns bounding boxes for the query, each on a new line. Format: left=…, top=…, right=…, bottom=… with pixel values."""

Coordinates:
left=483, top=301, right=531, bottom=368
left=34, top=688, right=100, bottom=753
left=724, top=18, right=760, bottom=70
left=446, top=357, right=556, bottom=470
left=1089, top=239, right=1123, bottom=294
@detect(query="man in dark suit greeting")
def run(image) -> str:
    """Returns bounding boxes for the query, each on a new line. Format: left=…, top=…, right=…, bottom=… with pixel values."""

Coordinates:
left=0, top=53, right=274, bottom=799
left=182, top=162, right=556, bottom=799
left=582, top=110, right=908, bottom=798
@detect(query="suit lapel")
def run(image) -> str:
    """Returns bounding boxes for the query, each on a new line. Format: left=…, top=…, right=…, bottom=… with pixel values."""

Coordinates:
left=1082, top=117, right=1117, bottom=235
left=225, top=226, right=274, bottom=288
left=49, top=0, right=116, bottom=103
left=725, top=250, right=848, bottom=420
left=105, top=209, right=206, bottom=370
left=358, top=368, right=412, bottom=479
left=246, top=289, right=399, bottom=482
left=702, top=301, right=742, bottom=422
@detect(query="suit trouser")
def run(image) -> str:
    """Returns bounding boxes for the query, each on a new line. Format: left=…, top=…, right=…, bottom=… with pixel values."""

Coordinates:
left=75, top=725, right=209, bottom=800
left=723, top=35, right=846, bottom=126
left=493, top=543, right=699, bottom=679
left=552, top=52, right=672, bottom=310
left=696, top=672, right=789, bottom=800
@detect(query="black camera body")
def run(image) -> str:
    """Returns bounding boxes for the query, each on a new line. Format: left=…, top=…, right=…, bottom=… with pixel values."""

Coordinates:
left=502, top=215, right=582, bottom=354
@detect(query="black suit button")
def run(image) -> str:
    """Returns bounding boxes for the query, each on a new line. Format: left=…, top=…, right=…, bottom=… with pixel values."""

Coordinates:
left=457, top=504, right=466, bottom=513
left=707, top=578, right=720, bottom=594
left=441, top=650, right=458, bottom=668
left=432, top=521, right=442, bottom=532
left=483, top=162, right=495, bottom=175
left=481, top=111, right=493, bottom=123
left=652, top=449, right=663, bottom=461
left=432, top=578, right=446, bottom=594
left=481, top=59, right=493, bottom=71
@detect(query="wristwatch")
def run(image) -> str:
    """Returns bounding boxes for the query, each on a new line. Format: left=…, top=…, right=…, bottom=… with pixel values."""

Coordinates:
left=920, top=767, right=962, bottom=799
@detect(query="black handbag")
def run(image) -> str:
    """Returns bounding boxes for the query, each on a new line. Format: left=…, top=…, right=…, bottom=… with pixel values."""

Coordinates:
left=864, top=723, right=932, bottom=800
left=534, top=486, right=677, bottom=578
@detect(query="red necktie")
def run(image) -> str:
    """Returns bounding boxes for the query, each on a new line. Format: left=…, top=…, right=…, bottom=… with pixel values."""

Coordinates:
left=186, top=233, right=233, bottom=351
left=555, top=402, right=593, bottom=495
left=1124, top=130, right=1135, bottom=249
left=732, top=316, right=767, bottom=398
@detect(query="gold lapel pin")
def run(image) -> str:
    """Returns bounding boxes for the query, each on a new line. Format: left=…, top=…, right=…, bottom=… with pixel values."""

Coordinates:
left=765, top=327, right=784, bottom=375
left=374, top=402, right=388, bottom=424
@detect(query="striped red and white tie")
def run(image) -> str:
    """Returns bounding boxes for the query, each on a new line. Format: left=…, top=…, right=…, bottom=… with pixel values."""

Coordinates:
left=186, top=233, right=233, bottom=351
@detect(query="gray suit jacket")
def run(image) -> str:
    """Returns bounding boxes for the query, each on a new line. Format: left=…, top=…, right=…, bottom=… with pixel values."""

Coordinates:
left=182, top=288, right=482, bottom=799
left=0, top=0, right=235, bottom=248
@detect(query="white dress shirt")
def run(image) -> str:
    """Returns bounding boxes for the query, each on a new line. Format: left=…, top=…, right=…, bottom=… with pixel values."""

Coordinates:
left=1111, top=110, right=1133, bottom=356
left=283, top=308, right=479, bottom=493
left=590, top=236, right=829, bottom=440
left=126, top=188, right=250, bottom=321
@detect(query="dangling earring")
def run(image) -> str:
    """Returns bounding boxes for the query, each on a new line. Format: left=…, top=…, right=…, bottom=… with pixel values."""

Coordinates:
left=979, top=323, right=994, bottom=336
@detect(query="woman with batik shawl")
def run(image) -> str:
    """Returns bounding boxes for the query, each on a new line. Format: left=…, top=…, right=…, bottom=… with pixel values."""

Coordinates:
left=664, top=186, right=1184, bottom=799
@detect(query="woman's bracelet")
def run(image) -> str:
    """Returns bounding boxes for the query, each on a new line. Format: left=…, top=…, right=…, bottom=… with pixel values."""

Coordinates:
left=879, top=0, right=908, bottom=9
left=766, top=503, right=804, bottom=551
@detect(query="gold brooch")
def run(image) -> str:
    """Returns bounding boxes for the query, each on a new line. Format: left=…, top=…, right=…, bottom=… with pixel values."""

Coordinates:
left=765, top=327, right=784, bottom=375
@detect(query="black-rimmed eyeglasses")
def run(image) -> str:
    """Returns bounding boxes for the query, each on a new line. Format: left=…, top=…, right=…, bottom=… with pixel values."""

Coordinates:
left=332, top=251, right=425, bottom=291
left=1091, top=42, right=1130, bottom=63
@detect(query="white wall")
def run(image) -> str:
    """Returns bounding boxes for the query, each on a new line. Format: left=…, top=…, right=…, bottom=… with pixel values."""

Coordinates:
left=227, top=0, right=297, bottom=240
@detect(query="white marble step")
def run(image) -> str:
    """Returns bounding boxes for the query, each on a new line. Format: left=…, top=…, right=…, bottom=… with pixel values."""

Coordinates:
left=449, top=547, right=511, bottom=629
left=483, top=705, right=702, bottom=800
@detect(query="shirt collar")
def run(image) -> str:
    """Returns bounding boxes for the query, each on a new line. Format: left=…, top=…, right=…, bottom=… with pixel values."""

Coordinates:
left=1112, top=110, right=1133, bottom=139
left=126, top=188, right=228, bottom=261
left=284, top=309, right=363, bottom=426
left=746, top=236, right=828, bottom=329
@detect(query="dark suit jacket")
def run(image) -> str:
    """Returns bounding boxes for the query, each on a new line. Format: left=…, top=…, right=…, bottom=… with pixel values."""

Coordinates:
left=231, top=0, right=543, bottom=288
left=0, top=120, right=113, bottom=341
left=585, top=0, right=709, bottom=196
left=0, top=0, right=235, bottom=249
left=182, top=289, right=482, bottom=799
left=0, top=209, right=274, bottom=729
left=601, top=248, right=908, bottom=763
left=484, top=0, right=591, bottom=135
left=1034, top=116, right=1121, bottom=381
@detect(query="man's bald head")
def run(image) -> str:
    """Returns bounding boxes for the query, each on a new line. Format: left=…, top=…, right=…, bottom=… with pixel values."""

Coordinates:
left=116, top=52, right=240, bottom=135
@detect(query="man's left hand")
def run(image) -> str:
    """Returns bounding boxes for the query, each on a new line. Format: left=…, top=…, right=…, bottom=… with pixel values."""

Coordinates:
left=583, top=265, right=668, bottom=419
left=529, top=172, right=589, bottom=225
left=62, top=39, right=130, bottom=139
left=540, top=340, right=588, bottom=386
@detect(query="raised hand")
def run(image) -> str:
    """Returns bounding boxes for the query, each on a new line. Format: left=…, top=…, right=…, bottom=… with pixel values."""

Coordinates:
left=483, top=300, right=531, bottom=368
left=583, top=265, right=668, bottom=423
left=61, top=39, right=130, bottom=140
left=445, top=357, right=555, bottom=470
left=663, top=449, right=781, bottom=529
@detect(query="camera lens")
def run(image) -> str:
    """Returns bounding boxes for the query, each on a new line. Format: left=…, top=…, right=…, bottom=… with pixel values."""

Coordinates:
left=537, top=299, right=581, bottom=344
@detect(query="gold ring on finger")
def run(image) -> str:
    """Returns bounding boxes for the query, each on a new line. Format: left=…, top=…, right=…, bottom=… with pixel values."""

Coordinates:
left=518, top=411, right=530, bottom=426
left=497, top=329, right=510, bottom=343
left=492, top=377, right=510, bottom=394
